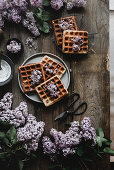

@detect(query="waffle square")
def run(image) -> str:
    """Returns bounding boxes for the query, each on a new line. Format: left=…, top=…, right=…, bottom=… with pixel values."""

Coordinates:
left=19, top=63, right=45, bottom=93
left=62, top=30, right=88, bottom=54
left=52, top=16, right=78, bottom=46
left=41, top=55, right=66, bottom=81
left=35, top=76, right=68, bottom=107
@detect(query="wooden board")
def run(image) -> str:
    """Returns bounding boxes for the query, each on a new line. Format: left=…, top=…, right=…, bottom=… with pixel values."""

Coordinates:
left=0, top=0, right=109, bottom=169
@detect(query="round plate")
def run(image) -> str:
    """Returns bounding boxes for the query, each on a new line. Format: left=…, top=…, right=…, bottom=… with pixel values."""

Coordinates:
left=0, top=55, right=14, bottom=86
left=18, top=52, right=70, bottom=103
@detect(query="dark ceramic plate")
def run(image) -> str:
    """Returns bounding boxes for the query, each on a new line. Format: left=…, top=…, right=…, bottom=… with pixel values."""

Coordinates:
left=18, top=52, right=70, bottom=103
left=0, top=55, right=14, bottom=86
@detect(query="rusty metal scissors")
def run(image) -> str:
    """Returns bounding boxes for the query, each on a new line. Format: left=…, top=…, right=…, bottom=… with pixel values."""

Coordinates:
left=55, top=92, right=87, bottom=121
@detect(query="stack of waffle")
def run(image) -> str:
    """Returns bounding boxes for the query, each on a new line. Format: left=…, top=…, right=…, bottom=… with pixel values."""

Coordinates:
left=52, top=16, right=88, bottom=54
left=19, top=55, right=68, bottom=107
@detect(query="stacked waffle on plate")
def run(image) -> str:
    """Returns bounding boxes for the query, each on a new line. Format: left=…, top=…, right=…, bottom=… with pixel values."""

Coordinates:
left=52, top=16, right=88, bottom=54
left=19, top=55, right=68, bottom=106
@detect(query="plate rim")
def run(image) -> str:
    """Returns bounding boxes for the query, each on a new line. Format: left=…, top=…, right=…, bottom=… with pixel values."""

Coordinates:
left=18, top=52, right=70, bottom=103
left=0, top=55, right=14, bottom=86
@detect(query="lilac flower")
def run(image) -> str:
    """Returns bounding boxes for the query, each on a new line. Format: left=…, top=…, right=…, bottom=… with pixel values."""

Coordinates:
left=66, top=2, right=73, bottom=10
left=42, top=137, right=56, bottom=155
left=7, top=40, right=21, bottom=53
left=0, top=0, right=40, bottom=37
left=0, top=93, right=45, bottom=154
left=72, top=44, right=81, bottom=52
left=30, top=70, right=42, bottom=85
left=51, top=0, right=63, bottom=10
left=30, top=0, right=43, bottom=8
left=25, top=37, right=35, bottom=48
left=22, top=11, right=40, bottom=37
left=47, top=81, right=58, bottom=98
left=17, top=114, right=45, bottom=154
left=0, top=92, right=13, bottom=111
left=42, top=118, right=97, bottom=160
left=81, top=117, right=91, bottom=130
left=59, top=19, right=75, bottom=30
left=72, top=0, right=86, bottom=8
left=71, top=36, right=83, bottom=52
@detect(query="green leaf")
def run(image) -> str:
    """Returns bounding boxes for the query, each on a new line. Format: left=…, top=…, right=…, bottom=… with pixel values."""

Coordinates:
left=0, top=152, right=6, bottom=159
left=96, top=128, right=104, bottom=138
left=43, top=0, right=50, bottom=6
left=76, top=146, right=83, bottom=157
left=3, top=138, right=10, bottom=146
left=6, top=126, right=17, bottom=145
left=96, top=136, right=102, bottom=147
left=83, top=157, right=93, bottom=162
left=103, top=147, right=114, bottom=155
left=37, top=21, right=49, bottom=33
left=36, top=8, right=50, bottom=21
left=105, top=140, right=112, bottom=146
left=0, top=132, right=5, bottom=139
left=31, top=153, right=37, bottom=159
left=18, top=160, right=24, bottom=170
left=97, top=153, right=102, bottom=159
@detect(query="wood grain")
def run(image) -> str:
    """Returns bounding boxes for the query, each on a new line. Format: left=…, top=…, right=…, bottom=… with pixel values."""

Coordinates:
left=0, top=0, right=109, bottom=169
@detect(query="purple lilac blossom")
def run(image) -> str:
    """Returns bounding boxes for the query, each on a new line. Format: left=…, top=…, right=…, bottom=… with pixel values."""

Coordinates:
left=7, top=40, right=21, bottom=53
left=17, top=114, right=45, bottom=154
left=71, top=36, right=83, bottom=52
left=30, top=0, right=43, bottom=7
left=0, top=93, right=45, bottom=154
left=66, top=2, right=73, bottom=10
left=0, top=101, right=28, bottom=128
left=51, top=0, right=64, bottom=10
left=30, top=70, right=42, bottom=85
left=22, top=11, right=40, bottom=37
left=72, top=0, right=86, bottom=8
left=0, top=0, right=40, bottom=37
left=44, top=63, right=58, bottom=74
left=66, top=0, right=86, bottom=10
left=47, top=81, right=58, bottom=98
left=42, top=118, right=96, bottom=159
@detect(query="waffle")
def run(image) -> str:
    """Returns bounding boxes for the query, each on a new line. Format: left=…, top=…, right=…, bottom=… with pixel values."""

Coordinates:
left=41, top=55, right=66, bottom=81
left=35, top=76, right=68, bottom=107
left=52, top=16, right=78, bottom=46
left=19, top=63, right=45, bottom=93
left=62, top=30, right=88, bottom=54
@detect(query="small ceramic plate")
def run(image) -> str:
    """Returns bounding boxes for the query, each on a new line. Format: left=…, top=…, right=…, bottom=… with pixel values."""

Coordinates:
left=0, top=55, right=14, bottom=86
left=18, top=52, right=70, bottom=103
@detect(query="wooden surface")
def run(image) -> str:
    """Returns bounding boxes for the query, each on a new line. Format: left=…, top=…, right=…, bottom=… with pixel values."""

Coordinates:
left=0, top=0, right=109, bottom=169
left=110, top=9, right=114, bottom=161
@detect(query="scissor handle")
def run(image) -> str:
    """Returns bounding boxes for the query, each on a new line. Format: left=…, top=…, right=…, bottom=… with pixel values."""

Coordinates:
left=71, top=102, right=87, bottom=116
left=67, top=92, right=80, bottom=110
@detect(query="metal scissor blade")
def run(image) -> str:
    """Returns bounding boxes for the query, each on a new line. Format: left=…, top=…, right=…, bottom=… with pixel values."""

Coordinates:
left=54, top=111, right=68, bottom=121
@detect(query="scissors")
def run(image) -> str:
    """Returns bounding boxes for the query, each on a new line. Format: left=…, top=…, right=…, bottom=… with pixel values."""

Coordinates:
left=55, top=92, right=87, bottom=121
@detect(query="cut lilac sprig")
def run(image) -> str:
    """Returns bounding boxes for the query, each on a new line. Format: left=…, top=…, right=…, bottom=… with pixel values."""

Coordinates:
left=7, top=40, right=21, bottom=53
left=30, top=70, right=42, bottom=85
left=42, top=117, right=96, bottom=160
left=0, top=92, right=45, bottom=154
left=47, top=81, right=59, bottom=98
left=30, top=0, right=43, bottom=8
left=71, top=36, right=83, bottom=52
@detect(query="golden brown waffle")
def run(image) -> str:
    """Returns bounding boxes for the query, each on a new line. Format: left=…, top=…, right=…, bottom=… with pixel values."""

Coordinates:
left=19, top=63, right=45, bottom=93
left=35, top=76, right=68, bottom=107
left=41, top=55, right=66, bottom=81
left=62, top=30, right=88, bottom=54
left=52, top=16, right=78, bottom=46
